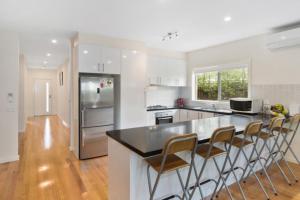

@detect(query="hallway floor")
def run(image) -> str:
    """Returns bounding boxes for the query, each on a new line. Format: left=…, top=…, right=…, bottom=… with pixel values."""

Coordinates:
left=0, top=116, right=108, bottom=200
left=0, top=116, right=299, bottom=200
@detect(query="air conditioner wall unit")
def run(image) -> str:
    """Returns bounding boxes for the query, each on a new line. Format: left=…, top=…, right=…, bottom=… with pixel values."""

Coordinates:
left=266, top=27, right=300, bottom=50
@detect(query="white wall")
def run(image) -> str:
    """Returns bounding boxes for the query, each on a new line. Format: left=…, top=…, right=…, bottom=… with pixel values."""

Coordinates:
left=146, top=87, right=180, bottom=107
left=19, top=55, right=26, bottom=132
left=24, top=68, right=58, bottom=118
left=187, top=34, right=300, bottom=86
left=57, top=60, right=70, bottom=127
left=0, top=30, right=19, bottom=163
left=186, top=34, right=300, bottom=163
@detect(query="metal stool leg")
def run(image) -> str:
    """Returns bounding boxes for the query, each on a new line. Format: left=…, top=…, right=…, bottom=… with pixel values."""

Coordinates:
left=176, top=169, right=189, bottom=200
left=273, top=134, right=299, bottom=182
left=264, top=138, right=292, bottom=185
left=283, top=133, right=300, bottom=164
left=215, top=145, right=247, bottom=200
left=252, top=146, right=278, bottom=195
left=147, top=166, right=162, bottom=200
left=240, top=136, right=264, bottom=182
left=241, top=148, right=270, bottom=200
left=189, top=158, right=209, bottom=200
left=212, top=156, right=234, bottom=200
left=191, top=162, right=204, bottom=199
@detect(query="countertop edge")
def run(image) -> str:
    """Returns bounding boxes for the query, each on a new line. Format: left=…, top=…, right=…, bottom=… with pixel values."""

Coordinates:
left=146, top=107, right=233, bottom=115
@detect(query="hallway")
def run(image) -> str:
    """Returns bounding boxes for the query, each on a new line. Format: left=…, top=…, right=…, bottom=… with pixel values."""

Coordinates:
left=0, top=116, right=108, bottom=200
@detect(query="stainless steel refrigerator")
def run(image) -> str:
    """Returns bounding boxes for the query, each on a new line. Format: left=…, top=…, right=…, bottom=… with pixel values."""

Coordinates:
left=79, top=74, right=114, bottom=159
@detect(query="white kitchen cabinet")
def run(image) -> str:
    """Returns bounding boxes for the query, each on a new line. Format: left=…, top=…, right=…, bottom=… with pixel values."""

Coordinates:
left=78, top=44, right=121, bottom=74
left=179, top=109, right=189, bottom=122
left=79, top=44, right=101, bottom=73
left=173, top=110, right=180, bottom=123
left=102, top=46, right=121, bottom=74
left=146, top=111, right=156, bottom=126
left=119, top=50, right=147, bottom=129
left=201, top=112, right=215, bottom=119
left=147, top=55, right=186, bottom=87
left=188, top=110, right=200, bottom=120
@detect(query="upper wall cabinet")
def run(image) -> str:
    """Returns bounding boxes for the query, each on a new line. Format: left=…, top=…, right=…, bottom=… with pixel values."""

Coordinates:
left=147, top=56, right=187, bottom=87
left=78, top=44, right=121, bottom=74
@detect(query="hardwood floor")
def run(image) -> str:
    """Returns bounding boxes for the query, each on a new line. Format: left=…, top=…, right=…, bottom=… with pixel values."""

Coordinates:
left=0, top=115, right=299, bottom=200
left=0, top=116, right=107, bottom=200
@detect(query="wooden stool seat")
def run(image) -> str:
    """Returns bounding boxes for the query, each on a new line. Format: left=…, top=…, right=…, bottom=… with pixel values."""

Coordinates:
left=272, top=127, right=291, bottom=134
left=146, top=154, right=189, bottom=173
left=257, top=131, right=273, bottom=140
left=196, top=144, right=225, bottom=158
left=231, top=137, right=253, bottom=148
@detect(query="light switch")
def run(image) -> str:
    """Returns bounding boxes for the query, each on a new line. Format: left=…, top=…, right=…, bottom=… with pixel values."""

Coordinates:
left=7, top=93, right=14, bottom=103
left=6, top=92, right=15, bottom=112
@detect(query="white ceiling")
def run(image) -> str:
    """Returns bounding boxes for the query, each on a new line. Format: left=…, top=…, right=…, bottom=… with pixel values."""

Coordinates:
left=19, top=32, right=70, bottom=69
left=1, top=0, right=300, bottom=63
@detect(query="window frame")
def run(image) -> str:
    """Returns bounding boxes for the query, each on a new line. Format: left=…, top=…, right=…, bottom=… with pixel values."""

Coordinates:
left=192, top=61, right=251, bottom=102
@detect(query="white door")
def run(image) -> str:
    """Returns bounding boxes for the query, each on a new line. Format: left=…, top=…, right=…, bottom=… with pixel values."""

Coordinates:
left=34, top=79, right=53, bottom=116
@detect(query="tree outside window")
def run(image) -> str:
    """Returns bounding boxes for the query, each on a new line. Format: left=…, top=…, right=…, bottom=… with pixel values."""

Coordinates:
left=196, top=67, right=248, bottom=101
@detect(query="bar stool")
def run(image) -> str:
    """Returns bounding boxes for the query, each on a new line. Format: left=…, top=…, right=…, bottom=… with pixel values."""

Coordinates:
left=218, top=121, right=277, bottom=200
left=189, top=126, right=237, bottom=200
left=264, top=114, right=300, bottom=183
left=146, top=133, right=198, bottom=200
left=253, top=117, right=294, bottom=186
left=276, top=114, right=300, bottom=165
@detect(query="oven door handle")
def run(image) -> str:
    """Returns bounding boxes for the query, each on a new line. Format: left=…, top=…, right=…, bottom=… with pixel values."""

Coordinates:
left=157, top=116, right=173, bottom=120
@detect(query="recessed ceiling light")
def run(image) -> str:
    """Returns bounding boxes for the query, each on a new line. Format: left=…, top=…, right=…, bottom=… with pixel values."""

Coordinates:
left=280, top=36, right=287, bottom=40
left=132, top=50, right=137, bottom=54
left=43, top=61, right=48, bottom=65
left=224, top=16, right=232, bottom=22
left=83, top=50, right=89, bottom=54
left=122, top=55, right=127, bottom=59
left=46, top=53, right=51, bottom=57
left=51, top=39, right=57, bottom=44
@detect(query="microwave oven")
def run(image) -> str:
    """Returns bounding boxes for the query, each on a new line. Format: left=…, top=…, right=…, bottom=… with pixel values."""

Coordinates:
left=230, top=98, right=263, bottom=114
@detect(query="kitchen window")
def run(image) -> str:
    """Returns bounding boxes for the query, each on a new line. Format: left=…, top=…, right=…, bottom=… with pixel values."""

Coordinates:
left=195, top=65, right=249, bottom=101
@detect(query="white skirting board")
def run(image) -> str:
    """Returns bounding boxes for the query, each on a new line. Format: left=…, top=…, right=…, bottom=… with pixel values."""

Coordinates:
left=0, top=155, right=19, bottom=164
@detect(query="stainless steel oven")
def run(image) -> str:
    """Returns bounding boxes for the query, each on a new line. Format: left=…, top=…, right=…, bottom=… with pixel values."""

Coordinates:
left=156, top=116, right=173, bottom=125
left=155, top=111, right=175, bottom=125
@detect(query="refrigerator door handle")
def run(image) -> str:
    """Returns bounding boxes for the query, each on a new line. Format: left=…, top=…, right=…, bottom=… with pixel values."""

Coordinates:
left=82, top=130, right=86, bottom=147
left=81, top=110, right=85, bottom=127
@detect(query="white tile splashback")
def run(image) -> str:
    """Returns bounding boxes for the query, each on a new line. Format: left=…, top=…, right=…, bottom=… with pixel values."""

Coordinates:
left=146, top=86, right=180, bottom=107
left=252, top=84, right=300, bottom=108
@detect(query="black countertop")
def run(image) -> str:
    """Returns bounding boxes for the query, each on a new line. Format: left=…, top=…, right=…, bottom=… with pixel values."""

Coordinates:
left=146, top=106, right=233, bottom=115
left=106, top=115, right=270, bottom=158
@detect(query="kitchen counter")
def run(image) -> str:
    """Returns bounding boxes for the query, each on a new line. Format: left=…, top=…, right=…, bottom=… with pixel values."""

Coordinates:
left=146, top=106, right=233, bottom=115
left=107, top=114, right=271, bottom=200
left=107, top=114, right=269, bottom=157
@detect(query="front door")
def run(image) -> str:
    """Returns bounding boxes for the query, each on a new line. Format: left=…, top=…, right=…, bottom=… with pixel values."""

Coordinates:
left=34, top=79, right=53, bottom=116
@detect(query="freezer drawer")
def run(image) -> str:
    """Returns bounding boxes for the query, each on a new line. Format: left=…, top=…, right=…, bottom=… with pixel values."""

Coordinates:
left=81, top=107, right=114, bottom=128
left=80, top=125, right=113, bottom=159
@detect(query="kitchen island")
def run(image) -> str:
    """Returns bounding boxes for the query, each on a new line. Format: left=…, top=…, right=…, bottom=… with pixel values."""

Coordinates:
left=106, top=115, right=270, bottom=200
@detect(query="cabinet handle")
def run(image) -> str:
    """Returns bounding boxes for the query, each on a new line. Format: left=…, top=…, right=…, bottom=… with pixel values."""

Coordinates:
left=97, top=63, right=101, bottom=72
left=102, top=63, right=105, bottom=72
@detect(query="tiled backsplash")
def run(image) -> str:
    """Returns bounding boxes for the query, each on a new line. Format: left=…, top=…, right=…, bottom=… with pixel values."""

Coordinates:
left=180, top=84, right=300, bottom=113
left=146, top=86, right=180, bottom=106
left=252, top=84, right=300, bottom=109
